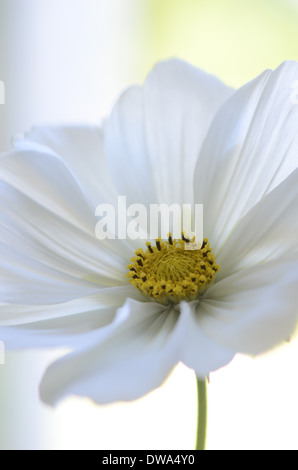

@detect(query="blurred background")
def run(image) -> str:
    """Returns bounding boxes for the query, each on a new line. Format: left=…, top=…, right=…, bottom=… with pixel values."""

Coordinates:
left=1, top=0, right=298, bottom=450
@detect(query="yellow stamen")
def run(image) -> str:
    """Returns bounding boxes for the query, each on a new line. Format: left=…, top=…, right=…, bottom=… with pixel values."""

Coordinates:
left=127, top=234, right=219, bottom=305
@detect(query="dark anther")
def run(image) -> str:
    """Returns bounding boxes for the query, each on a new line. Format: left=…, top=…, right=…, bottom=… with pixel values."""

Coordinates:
left=181, top=233, right=189, bottom=243
left=168, top=235, right=173, bottom=245
left=201, top=240, right=207, bottom=249
left=156, top=240, right=161, bottom=251
left=137, top=258, right=143, bottom=267
left=147, top=244, right=154, bottom=253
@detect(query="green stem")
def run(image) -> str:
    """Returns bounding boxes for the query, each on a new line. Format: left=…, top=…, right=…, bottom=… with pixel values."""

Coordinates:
left=195, top=376, right=208, bottom=451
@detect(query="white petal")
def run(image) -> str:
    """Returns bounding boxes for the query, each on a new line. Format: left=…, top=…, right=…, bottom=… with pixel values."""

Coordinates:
left=105, top=59, right=233, bottom=207
left=0, top=287, right=144, bottom=348
left=0, top=150, right=133, bottom=304
left=0, top=187, right=127, bottom=292
left=195, top=61, right=298, bottom=250
left=0, top=148, right=95, bottom=230
left=200, top=256, right=298, bottom=355
left=104, top=86, right=157, bottom=208
left=217, top=169, right=298, bottom=278
left=40, top=298, right=182, bottom=405
left=0, top=286, right=142, bottom=326
left=0, top=251, right=98, bottom=305
left=13, top=124, right=117, bottom=209
left=179, top=301, right=235, bottom=378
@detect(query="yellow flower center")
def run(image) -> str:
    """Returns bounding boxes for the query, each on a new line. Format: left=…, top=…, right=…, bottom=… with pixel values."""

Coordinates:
left=127, top=234, right=219, bottom=305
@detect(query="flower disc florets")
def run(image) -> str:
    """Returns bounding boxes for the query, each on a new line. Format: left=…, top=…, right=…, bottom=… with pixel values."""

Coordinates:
left=127, top=234, right=219, bottom=305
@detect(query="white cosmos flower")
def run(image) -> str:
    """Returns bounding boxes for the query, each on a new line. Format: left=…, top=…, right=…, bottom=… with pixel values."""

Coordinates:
left=0, top=59, right=298, bottom=406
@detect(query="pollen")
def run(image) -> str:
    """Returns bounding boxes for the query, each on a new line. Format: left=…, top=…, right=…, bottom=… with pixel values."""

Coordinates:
left=127, top=234, right=219, bottom=305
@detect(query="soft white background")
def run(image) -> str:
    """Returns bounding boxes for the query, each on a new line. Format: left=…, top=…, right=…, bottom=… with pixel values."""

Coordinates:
left=0, top=0, right=298, bottom=450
